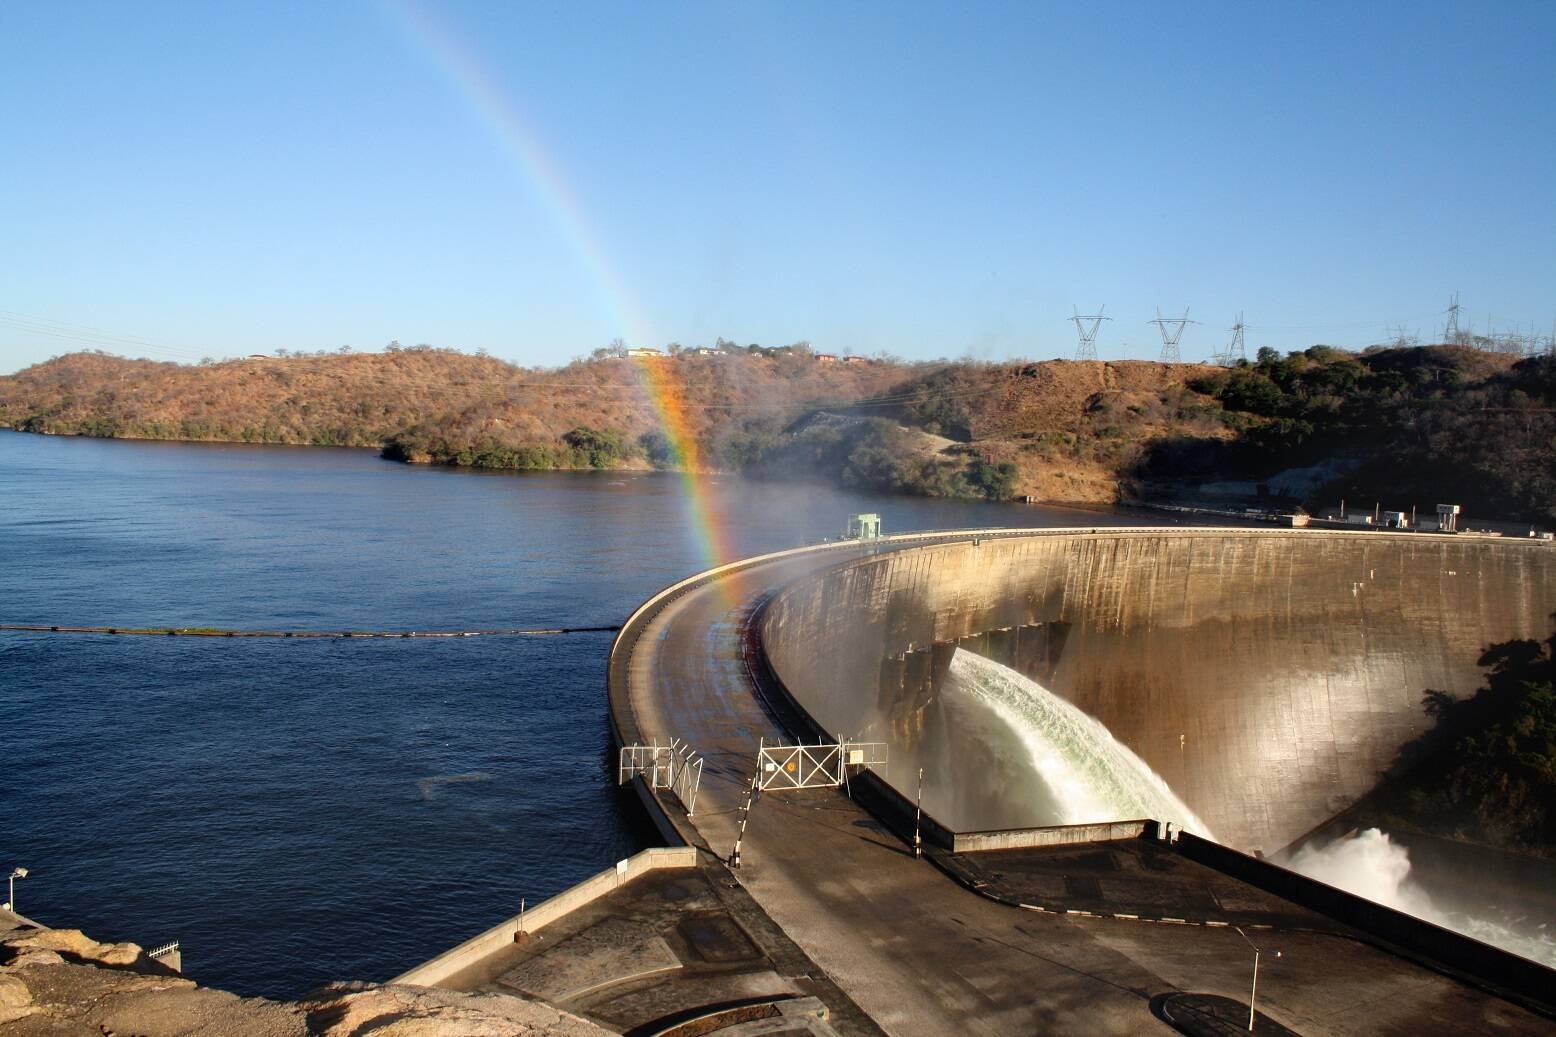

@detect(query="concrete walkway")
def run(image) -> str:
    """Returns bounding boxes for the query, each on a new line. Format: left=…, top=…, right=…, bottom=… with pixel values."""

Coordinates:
left=620, top=539, right=1555, bottom=1036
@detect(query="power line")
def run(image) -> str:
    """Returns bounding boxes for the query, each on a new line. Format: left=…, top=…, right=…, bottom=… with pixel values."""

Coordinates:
left=1247, top=311, right=1443, bottom=332
left=0, top=310, right=211, bottom=362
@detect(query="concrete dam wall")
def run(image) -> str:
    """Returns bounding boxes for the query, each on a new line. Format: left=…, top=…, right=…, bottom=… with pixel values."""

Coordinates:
left=758, top=529, right=1556, bottom=853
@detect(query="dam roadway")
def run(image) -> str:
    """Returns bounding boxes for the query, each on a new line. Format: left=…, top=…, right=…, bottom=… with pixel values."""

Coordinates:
left=610, top=527, right=1556, bottom=1036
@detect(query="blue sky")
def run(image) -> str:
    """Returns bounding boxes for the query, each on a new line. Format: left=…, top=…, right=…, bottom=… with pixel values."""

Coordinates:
left=2, top=0, right=1552, bottom=373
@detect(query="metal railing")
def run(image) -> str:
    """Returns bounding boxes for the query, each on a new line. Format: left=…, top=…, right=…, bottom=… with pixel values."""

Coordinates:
left=147, top=941, right=180, bottom=971
left=619, top=739, right=704, bottom=816
left=619, top=743, right=673, bottom=787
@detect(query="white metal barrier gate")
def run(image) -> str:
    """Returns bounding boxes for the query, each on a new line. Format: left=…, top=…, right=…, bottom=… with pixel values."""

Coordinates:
left=756, top=738, right=888, bottom=791
left=619, top=738, right=704, bottom=816
left=729, top=737, right=890, bottom=867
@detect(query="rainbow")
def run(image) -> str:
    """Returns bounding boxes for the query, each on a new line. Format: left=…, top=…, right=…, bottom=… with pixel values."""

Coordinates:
left=630, top=356, right=739, bottom=570
left=381, top=0, right=736, bottom=572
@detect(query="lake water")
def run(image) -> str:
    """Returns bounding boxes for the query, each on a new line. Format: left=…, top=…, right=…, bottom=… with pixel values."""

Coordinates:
left=0, top=429, right=1145, bottom=998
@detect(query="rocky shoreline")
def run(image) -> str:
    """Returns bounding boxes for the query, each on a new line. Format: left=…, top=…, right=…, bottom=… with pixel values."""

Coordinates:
left=0, top=910, right=610, bottom=1036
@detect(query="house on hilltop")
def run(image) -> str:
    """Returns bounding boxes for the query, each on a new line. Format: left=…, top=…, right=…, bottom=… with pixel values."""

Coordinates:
left=625, top=347, right=665, bottom=359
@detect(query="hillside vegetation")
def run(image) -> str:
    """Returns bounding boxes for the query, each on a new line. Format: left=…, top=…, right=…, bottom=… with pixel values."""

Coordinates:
left=1143, top=345, right=1555, bottom=523
left=2, top=342, right=1552, bottom=518
left=1356, top=623, right=1556, bottom=858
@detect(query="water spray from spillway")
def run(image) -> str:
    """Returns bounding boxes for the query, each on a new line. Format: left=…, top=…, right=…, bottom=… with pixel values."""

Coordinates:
left=1285, top=828, right=1556, bottom=967
left=1285, top=828, right=1433, bottom=916
left=943, top=650, right=1214, bottom=837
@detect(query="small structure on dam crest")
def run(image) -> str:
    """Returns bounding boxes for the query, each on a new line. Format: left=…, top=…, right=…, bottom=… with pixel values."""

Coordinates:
left=844, top=513, right=881, bottom=540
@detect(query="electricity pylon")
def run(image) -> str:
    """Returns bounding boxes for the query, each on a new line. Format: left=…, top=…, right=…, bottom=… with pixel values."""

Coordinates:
left=1210, top=312, right=1247, bottom=367
left=1150, top=308, right=1197, bottom=363
left=1442, top=292, right=1461, bottom=344
left=1069, top=306, right=1111, bottom=361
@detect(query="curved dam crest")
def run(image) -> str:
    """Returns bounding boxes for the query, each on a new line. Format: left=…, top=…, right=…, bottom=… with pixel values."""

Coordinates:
left=758, top=529, right=1556, bottom=852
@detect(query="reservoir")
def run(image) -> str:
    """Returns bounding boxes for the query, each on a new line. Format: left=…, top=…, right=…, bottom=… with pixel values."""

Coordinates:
left=0, top=429, right=1140, bottom=997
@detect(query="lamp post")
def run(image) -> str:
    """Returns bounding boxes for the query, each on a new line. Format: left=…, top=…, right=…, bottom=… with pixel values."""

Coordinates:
left=1233, top=925, right=1280, bottom=1031
left=5, top=867, right=27, bottom=913
left=913, top=768, right=924, bottom=859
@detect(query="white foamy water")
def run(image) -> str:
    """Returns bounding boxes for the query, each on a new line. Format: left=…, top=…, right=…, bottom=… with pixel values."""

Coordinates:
left=944, top=650, right=1214, bottom=837
left=1286, top=828, right=1435, bottom=915
left=1285, top=828, right=1556, bottom=967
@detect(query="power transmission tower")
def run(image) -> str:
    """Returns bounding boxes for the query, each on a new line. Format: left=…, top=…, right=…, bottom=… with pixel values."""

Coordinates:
left=1442, top=292, right=1461, bottom=344
left=1069, top=306, right=1111, bottom=361
left=1210, top=312, right=1247, bottom=366
left=1149, top=308, right=1197, bottom=363
left=1389, top=324, right=1419, bottom=349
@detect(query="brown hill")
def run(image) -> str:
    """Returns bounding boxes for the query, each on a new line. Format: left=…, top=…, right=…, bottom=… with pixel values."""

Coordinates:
left=1, top=346, right=1230, bottom=502
left=843, top=359, right=1233, bottom=501
left=0, top=346, right=906, bottom=460
left=6, top=343, right=1545, bottom=516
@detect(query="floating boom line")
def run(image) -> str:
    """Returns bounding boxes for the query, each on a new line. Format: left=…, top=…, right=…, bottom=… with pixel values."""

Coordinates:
left=0, top=623, right=622, bottom=639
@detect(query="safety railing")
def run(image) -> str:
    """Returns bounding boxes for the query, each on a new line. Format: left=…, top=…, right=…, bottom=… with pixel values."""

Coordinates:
left=619, top=738, right=704, bottom=816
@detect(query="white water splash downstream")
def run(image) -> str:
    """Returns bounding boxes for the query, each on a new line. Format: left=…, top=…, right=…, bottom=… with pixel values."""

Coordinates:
left=1284, top=828, right=1556, bottom=967
left=943, top=650, right=1215, bottom=837
left=1285, top=828, right=1433, bottom=915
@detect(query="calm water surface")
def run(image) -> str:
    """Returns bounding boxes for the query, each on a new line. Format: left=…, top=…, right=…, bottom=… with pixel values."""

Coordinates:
left=0, top=430, right=1144, bottom=997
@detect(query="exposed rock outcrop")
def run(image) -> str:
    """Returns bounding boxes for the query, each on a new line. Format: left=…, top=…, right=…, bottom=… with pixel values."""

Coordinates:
left=300, top=982, right=615, bottom=1036
left=0, top=912, right=613, bottom=1036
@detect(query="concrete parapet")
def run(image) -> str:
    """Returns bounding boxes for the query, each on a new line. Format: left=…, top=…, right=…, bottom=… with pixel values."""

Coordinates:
left=953, top=819, right=1152, bottom=853
left=392, top=846, right=698, bottom=989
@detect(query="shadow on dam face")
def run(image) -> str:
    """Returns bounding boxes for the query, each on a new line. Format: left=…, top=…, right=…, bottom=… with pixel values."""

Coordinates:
left=758, top=530, right=1556, bottom=854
